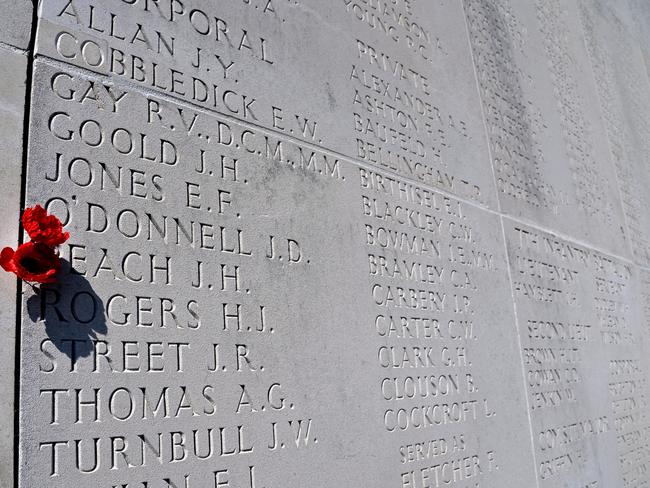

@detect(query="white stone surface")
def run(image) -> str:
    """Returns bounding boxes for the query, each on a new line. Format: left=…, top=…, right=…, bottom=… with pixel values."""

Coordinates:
left=0, top=45, right=28, bottom=488
left=1, top=1, right=650, bottom=487
left=0, top=0, right=32, bottom=50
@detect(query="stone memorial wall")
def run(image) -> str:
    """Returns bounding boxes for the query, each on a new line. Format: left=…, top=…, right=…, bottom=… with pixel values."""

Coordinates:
left=2, top=1, right=650, bottom=487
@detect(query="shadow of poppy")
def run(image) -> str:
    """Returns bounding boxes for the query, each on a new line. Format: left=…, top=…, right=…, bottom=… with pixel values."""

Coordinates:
left=27, top=259, right=107, bottom=364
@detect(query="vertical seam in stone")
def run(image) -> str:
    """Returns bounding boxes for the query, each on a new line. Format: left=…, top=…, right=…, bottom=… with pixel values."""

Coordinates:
left=14, top=2, right=39, bottom=486
left=498, top=214, right=541, bottom=487
left=459, top=0, right=503, bottom=215
left=460, top=4, right=540, bottom=481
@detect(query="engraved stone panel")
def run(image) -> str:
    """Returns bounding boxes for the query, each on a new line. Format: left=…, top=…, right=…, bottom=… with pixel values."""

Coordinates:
left=607, top=269, right=650, bottom=488
left=463, top=0, right=628, bottom=256
left=502, top=217, right=648, bottom=487
left=333, top=1, right=497, bottom=206
left=579, top=0, right=650, bottom=267
left=18, top=55, right=537, bottom=486
left=21, top=58, right=368, bottom=487
left=357, top=167, right=537, bottom=487
left=34, top=0, right=496, bottom=206
left=633, top=266, right=650, bottom=483
left=6, top=1, right=650, bottom=487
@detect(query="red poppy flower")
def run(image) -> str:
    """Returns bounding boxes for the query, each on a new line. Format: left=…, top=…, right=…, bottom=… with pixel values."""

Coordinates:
left=22, top=205, right=69, bottom=247
left=0, top=242, right=60, bottom=283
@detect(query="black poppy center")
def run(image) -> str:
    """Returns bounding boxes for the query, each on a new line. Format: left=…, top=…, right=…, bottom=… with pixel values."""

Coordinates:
left=20, top=256, right=45, bottom=273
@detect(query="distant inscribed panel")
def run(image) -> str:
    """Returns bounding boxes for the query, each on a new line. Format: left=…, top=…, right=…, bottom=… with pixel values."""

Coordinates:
left=503, top=218, right=649, bottom=487
left=464, top=0, right=628, bottom=256
left=579, top=0, right=650, bottom=267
